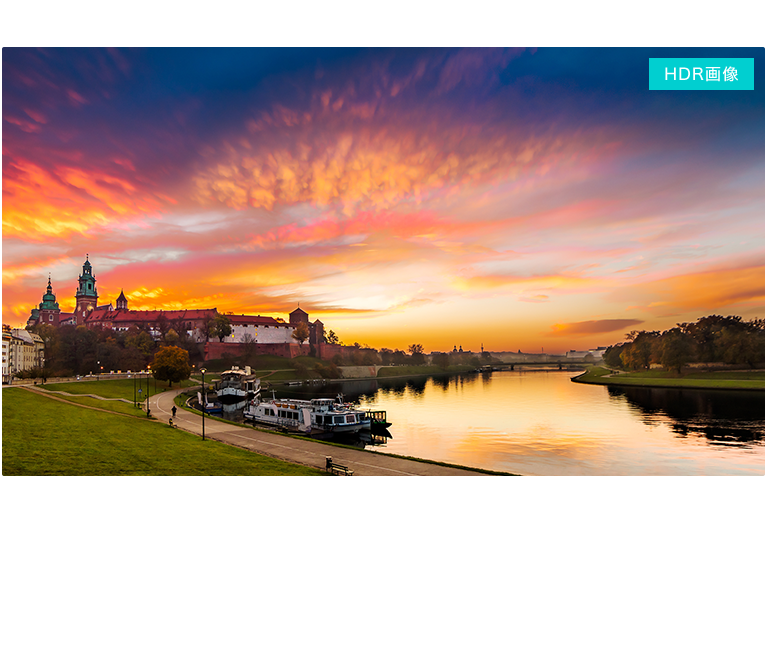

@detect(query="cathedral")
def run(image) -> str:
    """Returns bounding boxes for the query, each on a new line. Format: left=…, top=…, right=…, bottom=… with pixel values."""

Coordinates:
left=27, top=257, right=325, bottom=350
left=27, top=256, right=110, bottom=328
left=27, top=256, right=218, bottom=337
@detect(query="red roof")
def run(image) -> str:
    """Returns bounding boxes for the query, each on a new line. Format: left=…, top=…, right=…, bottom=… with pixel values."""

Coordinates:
left=85, top=308, right=218, bottom=324
left=228, top=314, right=282, bottom=326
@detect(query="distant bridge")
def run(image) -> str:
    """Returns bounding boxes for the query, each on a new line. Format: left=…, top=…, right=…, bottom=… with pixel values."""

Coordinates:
left=480, top=360, right=596, bottom=371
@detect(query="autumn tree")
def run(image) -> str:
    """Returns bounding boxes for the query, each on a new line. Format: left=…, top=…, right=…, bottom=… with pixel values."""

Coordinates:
left=151, top=345, right=192, bottom=386
left=292, top=321, right=310, bottom=344
left=125, top=330, right=156, bottom=359
left=325, top=329, right=341, bottom=345
left=602, top=343, right=625, bottom=369
left=620, top=331, right=660, bottom=370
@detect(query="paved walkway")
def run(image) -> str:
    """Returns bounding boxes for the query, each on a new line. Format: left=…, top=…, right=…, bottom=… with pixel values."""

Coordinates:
left=154, top=389, right=490, bottom=476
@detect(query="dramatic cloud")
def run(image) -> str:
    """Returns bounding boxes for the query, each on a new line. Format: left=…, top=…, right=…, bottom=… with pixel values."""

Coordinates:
left=3, top=47, right=764, bottom=351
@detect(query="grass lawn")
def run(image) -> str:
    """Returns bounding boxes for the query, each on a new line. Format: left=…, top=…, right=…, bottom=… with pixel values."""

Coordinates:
left=574, top=367, right=765, bottom=390
left=37, top=391, right=150, bottom=418
left=2, top=388, right=322, bottom=476
left=41, top=378, right=198, bottom=399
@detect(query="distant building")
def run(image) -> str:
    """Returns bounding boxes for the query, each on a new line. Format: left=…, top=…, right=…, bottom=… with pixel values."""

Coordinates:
left=2, top=326, right=10, bottom=383
left=3, top=327, right=45, bottom=381
left=222, top=308, right=325, bottom=348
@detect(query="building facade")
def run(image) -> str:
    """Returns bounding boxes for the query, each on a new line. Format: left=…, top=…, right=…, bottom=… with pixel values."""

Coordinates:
left=3, top=328, right=45, bottom=382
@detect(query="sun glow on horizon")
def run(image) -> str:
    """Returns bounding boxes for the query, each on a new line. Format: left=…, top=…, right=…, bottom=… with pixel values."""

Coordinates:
left=3, top=47, right=764, bottom=351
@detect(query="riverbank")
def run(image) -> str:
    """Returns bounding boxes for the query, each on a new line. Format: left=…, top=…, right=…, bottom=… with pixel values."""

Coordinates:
left=573, top=366, right=765, bottom=390
left=173, top=391, right=512, bottom=475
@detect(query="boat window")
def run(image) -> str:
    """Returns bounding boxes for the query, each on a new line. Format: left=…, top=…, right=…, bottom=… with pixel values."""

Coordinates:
left=346, top=415, right=355, bottom=423
left=333, top=416, right=343, bottom=424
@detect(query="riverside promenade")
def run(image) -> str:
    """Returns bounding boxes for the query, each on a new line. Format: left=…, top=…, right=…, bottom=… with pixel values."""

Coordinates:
left=154, top=389, right=490, bottom=476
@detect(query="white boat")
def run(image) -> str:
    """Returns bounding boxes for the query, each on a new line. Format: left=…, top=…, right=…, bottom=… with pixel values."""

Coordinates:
left=244, top=394, right=371, bottom=434
left=217, top=366, right=261, bottom=399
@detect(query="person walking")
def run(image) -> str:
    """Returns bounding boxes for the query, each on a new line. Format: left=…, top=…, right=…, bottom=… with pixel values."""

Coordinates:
left=172, top=405, right=177, bottom=418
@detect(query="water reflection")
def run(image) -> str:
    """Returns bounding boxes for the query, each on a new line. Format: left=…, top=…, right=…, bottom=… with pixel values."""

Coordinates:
left=609, top=386, right=764, bottom=447
left=212, top=372, right=763, bottom=474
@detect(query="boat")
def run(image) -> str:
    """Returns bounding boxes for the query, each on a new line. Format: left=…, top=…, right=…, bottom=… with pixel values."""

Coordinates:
left=196, top=391, right=223, bottom=414
left=334, top=394, right=392, bottom=431
left=243, top=394, right=372, bottom=434
left=216, top=366, right=261, bottom=399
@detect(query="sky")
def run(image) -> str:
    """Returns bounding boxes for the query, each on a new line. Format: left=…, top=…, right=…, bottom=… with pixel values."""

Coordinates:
left=2, top=47, right=764, bottom=352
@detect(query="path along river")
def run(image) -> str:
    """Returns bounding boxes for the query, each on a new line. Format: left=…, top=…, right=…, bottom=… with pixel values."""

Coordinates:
left=261, top=370, right=764, bottom=476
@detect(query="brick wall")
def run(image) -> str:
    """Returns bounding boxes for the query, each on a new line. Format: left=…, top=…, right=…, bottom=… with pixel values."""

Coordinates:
left=203, top=341, right=311, bottom=361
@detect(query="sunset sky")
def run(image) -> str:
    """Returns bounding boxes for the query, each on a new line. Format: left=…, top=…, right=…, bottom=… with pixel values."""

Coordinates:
left=3, top=47, right=764, bottom=352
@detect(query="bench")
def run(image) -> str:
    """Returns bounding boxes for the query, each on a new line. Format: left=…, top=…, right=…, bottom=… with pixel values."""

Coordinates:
left=325, top=457, right=353, bottom=476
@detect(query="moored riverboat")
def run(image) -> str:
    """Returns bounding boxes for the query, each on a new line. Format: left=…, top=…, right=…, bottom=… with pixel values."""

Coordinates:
left=244, top=394, right=373, bottom=434
left=217, top=366, right=261, bottom=400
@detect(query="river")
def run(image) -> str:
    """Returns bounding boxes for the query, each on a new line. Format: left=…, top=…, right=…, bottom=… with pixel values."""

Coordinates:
left=258, top=370, right=764, bottom=475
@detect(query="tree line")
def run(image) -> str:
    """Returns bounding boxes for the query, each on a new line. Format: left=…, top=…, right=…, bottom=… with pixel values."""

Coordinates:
left=603, top=315, right=765, bottom=373
left=18, top=312, right=240, bottom=379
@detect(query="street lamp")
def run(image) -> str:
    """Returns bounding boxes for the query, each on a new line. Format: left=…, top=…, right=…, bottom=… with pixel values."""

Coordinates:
left=200, top=368, right=207, bottom=440
left=97, top=360, right=100, bottom=381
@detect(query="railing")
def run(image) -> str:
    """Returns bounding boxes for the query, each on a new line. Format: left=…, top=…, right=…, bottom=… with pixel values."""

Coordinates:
left=365, top=410, right=388, bottom=423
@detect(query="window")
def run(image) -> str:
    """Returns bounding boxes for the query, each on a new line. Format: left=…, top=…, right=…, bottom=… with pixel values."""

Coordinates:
left=333, top=416, right=343, bottom=424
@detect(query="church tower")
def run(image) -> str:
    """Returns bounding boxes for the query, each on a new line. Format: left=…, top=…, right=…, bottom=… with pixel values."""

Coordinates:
left=27, top=275, right=61, bottom=327
left=116, top=289, right=128, bottom=311
left=74, top=255, right=99, bottom=324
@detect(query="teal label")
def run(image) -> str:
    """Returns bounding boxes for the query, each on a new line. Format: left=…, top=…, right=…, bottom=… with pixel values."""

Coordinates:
left=649, top=58, right=754, bottom=90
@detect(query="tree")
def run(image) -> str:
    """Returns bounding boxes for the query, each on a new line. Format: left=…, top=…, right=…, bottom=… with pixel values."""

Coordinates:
left=620, top=331, right=660, bottom=370
left=408, top=343, right=425, bottom=365
left=213, top=313, right=233, bottom=342
left=716, top=326, right=765, bottom=368
left=292, top=321, right=310, bottom=344
left=325, top=329, right=341, bottom=345
left=125, top=330, right=155, bottom=359
left=240, top=333, right=258, bottom=359
left=165, top=328, right=179, bottom=344
left=151, top=345, right=191, bottom=386
left=659, top=328, right=694, bottom=374
left=603, top=343, right=625, bottom=369
left=433, top=352, right=451, bottom=370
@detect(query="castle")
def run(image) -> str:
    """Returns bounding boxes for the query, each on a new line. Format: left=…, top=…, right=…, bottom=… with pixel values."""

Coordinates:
left=27, top=257, right=327, bottom=358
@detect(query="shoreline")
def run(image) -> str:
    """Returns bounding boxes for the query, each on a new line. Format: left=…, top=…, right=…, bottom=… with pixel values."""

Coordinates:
left=571, top=368, right=765, bottom=392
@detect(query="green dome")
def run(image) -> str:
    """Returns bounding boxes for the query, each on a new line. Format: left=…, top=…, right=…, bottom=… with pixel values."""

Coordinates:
left=39, top=277, right=60, bottom=311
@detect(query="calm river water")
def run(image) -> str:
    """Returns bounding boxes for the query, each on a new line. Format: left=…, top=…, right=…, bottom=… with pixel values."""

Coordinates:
left=276, top=370, right=765, bottom=475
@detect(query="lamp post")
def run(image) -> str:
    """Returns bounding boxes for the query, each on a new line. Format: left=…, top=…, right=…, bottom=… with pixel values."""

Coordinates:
left=97, top=360, right=100, bottom=381
left=200, top=368, right=207, bottom=440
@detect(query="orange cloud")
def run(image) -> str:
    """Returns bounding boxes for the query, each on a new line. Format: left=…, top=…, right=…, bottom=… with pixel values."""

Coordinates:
left=2, top=155, right=172, bottom=239
left=452, top=273, right=597, bottom=294
left=191, top=97, right=608, bottom=217
left=549, top=319, right=643, bottom=336
left=644, top=265, right=764, bottom=313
